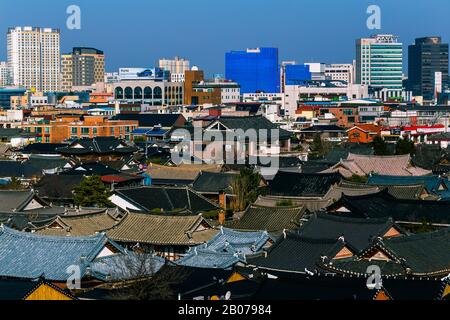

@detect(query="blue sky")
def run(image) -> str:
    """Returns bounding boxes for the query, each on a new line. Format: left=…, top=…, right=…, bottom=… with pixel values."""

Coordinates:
left=1, top=0, right=449, bottom=76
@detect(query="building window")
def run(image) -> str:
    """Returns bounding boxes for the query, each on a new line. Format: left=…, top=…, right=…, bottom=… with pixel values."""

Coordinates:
left=81, top=127, right=89, bottom=135
left=124, top=87, right=133, bottom=100
left=110, top=127, right=115, bottom=136
left=93, top=128, right=98, bottom=135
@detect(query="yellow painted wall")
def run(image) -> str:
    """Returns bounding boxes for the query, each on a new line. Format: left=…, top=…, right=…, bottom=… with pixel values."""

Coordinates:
left=25, top=284, right=73, bottom=301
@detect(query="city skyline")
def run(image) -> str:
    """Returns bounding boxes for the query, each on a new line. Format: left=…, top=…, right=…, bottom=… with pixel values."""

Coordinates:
left=1, top=0, right=450, bottom=76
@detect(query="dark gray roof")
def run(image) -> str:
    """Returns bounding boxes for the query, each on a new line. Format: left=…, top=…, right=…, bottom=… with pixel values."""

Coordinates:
left=298, top=213, right=397, bottom=252
left=191, top=171, right=238, bottom=193
left=0, top=190, right=47, bottom=212
left=34, top=174, right=84, bottom=200
left=57, top=137, right=138, bottom=155
left=269, top=172, right=342, bottom=197
left=0, top=160, right=42, bottom=178
left=248, top=232, right=351, bottom=273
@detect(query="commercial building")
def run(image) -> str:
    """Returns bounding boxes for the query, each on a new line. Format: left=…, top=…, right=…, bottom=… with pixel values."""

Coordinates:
left=7, top=27, right=61, bottom=92
left=356, top=34, right=403, bottom=94
left=408, top=37, right=449, bottom=104
left=184, top=70, right=240, bottom=105
left=22, top=115, right=139, bottom=143
left=325, top=64, right=354, bottom=85
left=159, top=57, right=190, bottom=82
left=0, top=62, right=10, bottom=87
left=112, top=80, right=183, bottom=106
left=60, top=47, right=105, bottom=91
left=304, top=63, right=327, bottom=81
left=284, top=64, right=312, bottom=86
left=225, top=47, right=280, bottom=94
left=0, top=88, right=27, bottom=109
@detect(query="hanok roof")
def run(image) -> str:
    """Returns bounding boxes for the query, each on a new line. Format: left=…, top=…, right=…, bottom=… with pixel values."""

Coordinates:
left=146, top=163, right=223, bottom=185
left=176, top=228, right=272, bottom=269
left=346, top=124, right=382, bottom=134
left=61, top=162, right=121, bottom=176
left=0, top=160, right=42, bottom=179
left=111, top=186, right=220, bottom=214
left=34, top=174, right=85, bottom=200
left=56, top=137, right=138, bottom=155
left=247, top=231, right=354, bottom=273
left=20, top=143, right=68, bottom=155
left=112, top=113, right=185, bottom=128
left=227, top=205, right=307, bottom=233
left=26, top=155, right=68, bottom=172
left=329, top=190, right=450, bottom=225
left=323, top=228, right=450, bottom=277
left=322, top=153, right=432, bottom=177
left=191, top=171, right=238, bottom=194
left=0, top=190, right=48, bottom=212
left=32, top=210, right=123, bottom=237
left=298, top=213, right=400, bottom=252
left=0, top=278, right=76, bottom=300
left=300, top=125, right=346, bottom=133
left=367, top=174, right=450, bottom=199
left=106, top=213, right=218, bottom=246
left=0, top=226, right=124, bottom=281
left=269, top=172, right=342, bottom=197
left=90, top=252, right=166, bottom=282
left=207, top=116, right=292, bottom=140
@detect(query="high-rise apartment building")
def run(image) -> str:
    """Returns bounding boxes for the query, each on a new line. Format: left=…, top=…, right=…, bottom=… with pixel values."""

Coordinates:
left=356, top=34, right=403, bottom=90
left=408, top=36, right=449, bottom=104
left=159, top=56, right=190, bottom=82
left=225, top=47, right=280, bottom=94
left=7, top=26, right=61, bottom=92
left=61, top=47, right=105, bottom=91
left=0, top=62, right=10, bottom=87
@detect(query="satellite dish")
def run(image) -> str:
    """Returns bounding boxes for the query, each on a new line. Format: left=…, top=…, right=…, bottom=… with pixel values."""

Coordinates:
left=225, top=291, right=232, bottom=301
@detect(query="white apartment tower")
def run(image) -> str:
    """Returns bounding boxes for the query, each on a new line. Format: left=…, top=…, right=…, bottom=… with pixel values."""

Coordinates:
left=325, top=64, right=354, bottom=85
left=159, top=56, right=190, bottom=82
left=7, top=27, right=61, bottom=92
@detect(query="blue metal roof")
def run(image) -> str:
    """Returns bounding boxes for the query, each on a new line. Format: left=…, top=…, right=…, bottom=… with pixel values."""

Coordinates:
left=0, top=226, right=124, bottom=281
left=131, top=128, right=169, bottom=137
left=176, top=248, right=244, bottom=270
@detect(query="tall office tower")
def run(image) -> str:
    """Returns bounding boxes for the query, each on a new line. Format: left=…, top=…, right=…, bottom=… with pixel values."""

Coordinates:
left=325, top=64, right=354, bottom=84
left=159, top=56, right=190, bottom=82
left=225, top=47, right=280, bottom=94
left=0, top=62, right=10, bottom=87
left=356, top=34, right=403, bottom=90
left=7, top=27, right=61, bottom=92
left=408, top=37, right=449, bottom=104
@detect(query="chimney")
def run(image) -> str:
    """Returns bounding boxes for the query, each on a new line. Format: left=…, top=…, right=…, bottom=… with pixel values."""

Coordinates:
left=218, top=210, right=226, bottom=225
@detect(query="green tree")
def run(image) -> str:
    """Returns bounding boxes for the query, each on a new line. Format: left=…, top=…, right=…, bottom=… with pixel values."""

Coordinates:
left=395, top=139, right=415, bottom=155
left=372, top=136, right=390, bottom=156
left=230, top=168, right=262, bottom=212
left=309, top=133, right=331, bottom=159
left=73, top=176, right=111, bottom=208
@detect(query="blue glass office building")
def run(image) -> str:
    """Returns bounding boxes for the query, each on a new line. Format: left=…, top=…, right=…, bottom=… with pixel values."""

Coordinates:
left=225, top=47, right=280, bottom=93
left=285, top=64, right=312, bottom=85
left=0, top=88, right=26, bottom=109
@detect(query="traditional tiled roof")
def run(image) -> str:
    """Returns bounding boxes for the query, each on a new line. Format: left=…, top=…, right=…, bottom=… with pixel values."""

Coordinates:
left=61, top=162, right=121, bottom=176
left=269, top=172, right=342, bottom=197
left=176, top=228, right=272, bottom=269
left=32, top=211, right=123, bottom=237
left=0, top=278, right=76, bottom=300
left=35, top=174, right=85, bottom=200
left=107, top=213, right=218, bottom=246
left=111, top=186, right=220, bottom=214
left=323, top=228, right=450, bottom=277
left=322, top=153, right=432, bottom=177
left=146, top=163, right=223, bottom=185
left=19, top=143, right=68, bottom=155
left=211, top=116, right=292, bottom=140
left=367, top=174, right=450, bottom=199
left=26, top=155, right=68, bottom=172
left=0, top=226, right=124, bottom=281
left=90, top=252, right=166, bottom=282
left=191, top=171, right=238, bottom=194
left=329, top=190, right=450, bottom=225
left=57, top=137, right=138, bottom=155
left=254, top=195, right=333, bottom=213
left=247, top=231, right=354, bottom=273
left=298, top=213, right=399, bottom=252
left=0, top=161, right=42, bottom=179
left=0, top=190, right=48, bottom=212
left=227, top=205, right=307, bottom=233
